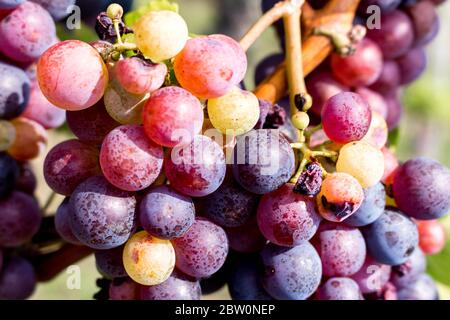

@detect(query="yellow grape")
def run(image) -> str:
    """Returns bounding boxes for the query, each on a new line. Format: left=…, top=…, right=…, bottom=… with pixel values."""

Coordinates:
left=336, top=141, right=384, bottom=188
left=207, top=87, right=260, bottom=135
left=0, top=120, right=16, bottom=151
left=104, top=80, right=148, bottom=124
left=123, top=231, right=175, bottom=286
left=362, top=112, right=388, bottom=149
left=134, top=10, right=188, bottom=62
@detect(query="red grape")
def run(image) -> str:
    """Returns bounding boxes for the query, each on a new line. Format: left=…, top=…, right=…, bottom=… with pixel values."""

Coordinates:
left=369, top=60, right=401, bottom=96
left=416, top=219, right=446, bottom=255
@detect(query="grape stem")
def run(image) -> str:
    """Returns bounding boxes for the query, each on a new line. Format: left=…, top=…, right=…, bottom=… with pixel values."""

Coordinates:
left=290, top=143, right=335, bottom=182
left=42, top=191, right=57, bottom=214
left=239, top=0, right=303, bottom=52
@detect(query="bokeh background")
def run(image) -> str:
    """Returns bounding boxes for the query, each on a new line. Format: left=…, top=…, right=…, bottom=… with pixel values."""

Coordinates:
left=30, top=0, right=450, bottom=299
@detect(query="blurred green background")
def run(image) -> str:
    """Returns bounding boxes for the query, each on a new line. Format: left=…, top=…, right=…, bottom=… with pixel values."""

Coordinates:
left=30, top=0, right=450, bottom=299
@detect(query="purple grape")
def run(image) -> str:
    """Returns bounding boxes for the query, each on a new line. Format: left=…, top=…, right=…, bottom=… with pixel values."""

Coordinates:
left=66, top=99, right=120, bottom=146
left=198, top=173, right=259, bottom=228
left=405, top=0, right=439, bottom=46
left=396, top=274, right=439, bottom=300
left=29, top=0, right=76, bottom=20
left=140, top=270, right=201, bottom=300
left=316, top=277, right=363, bottom=300
left=69, top=176, right=137, bottom=250
left=15, top=162, right=37, bottom=195
left=139, top=185, right=195, bottom=240
left=363, top=208, right=418, bottom=265
left=321, top=92, right=372, bottom=144
left=345, top=182, right=386, bottom=227
left=351, top=256, right=391, bottom=294
left=257, top=183, right=322, bottom=247
left=0, top=62, right=30, bottom=120
left=95, top=245, right=127, bottom=279
left=393, top=157, right=450, bottom=220
left=358, top=0, right=402, bottom=13
left=108, top=277, right=138, bottom=300
left=293, top=162, right=323, bottom=197
left=0, top=2, right=56, bottom=62
left=369, top=60, right=401, bottom=96
left=0, top=250, right=2, bottom=271
left=44, top=139, right=102, bottom=196
left=232, top=129, right=295, bottom=194
left=390, top=248, right=426, bottom=288
left=0, top=152, right=19, bottom=199
left=261, top=242, right=322, bottom=300
left=165, top=135, right=226, bottom=197
left=396, top=47, right=427, bottom=85
left=54, top=197, right=81, bottom=245
left=0, top=256, right=36, bottom=299
left=367, top=10, right=414, bottom=59
left=172, top=218, right=228, bottom=278
left=228, top=255, right=272, bottom=300
left=313, top=223, right=367, bottom=277
left=0, top=191, right=41, bottom=247
left=0, top=0, right=24, bottom=9
left=385, top=92, right=403, bottom=130
left=254, top=53, right=284, bottom=86
left=225, top=217, right=267, bottom=253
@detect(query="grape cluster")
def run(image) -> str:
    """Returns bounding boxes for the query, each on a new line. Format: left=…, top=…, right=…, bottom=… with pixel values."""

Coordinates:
left=0, top=0, right=76, bottom=300
left=9, top=0, right=448, bottom=301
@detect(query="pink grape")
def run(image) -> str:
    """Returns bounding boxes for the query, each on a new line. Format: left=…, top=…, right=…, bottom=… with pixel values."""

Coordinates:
left=174, top=35, right=247, bottom=98
left=44, top=139, right=101, bottom=195
left=140, top=270, right=201, bottom=300
left=257, top=183, right=322, bottom=246
left=165, top=135, right=226, bottom=197
left=306, top=71, right=350, bottom=116
left=115, top=57, right=167, bottom=95
left=0, top=2, right=56, bottom=62
left=351, top=256, right=391, bottom=294
left=66, top=99, right=120, bottom=145
left=369, top=60, right=401, bottom=96
left=367, top=10, right=414, bottom=59
left=21, top=80, right=65, bottom=129
left=321, top=92, right=372, bottom=144
left=331, top=38, right=383, bottom=87
left=142, top=86, right=204, bottom=148
left=385, top=92, right=403, bottom=130
left=313, top=222, right=367, bottom=277
left=355, top=87, right=388, bottom=119
left=37, top=40, right=109, bottom=110
left=172, top=218, right=229, bottom=278
left=100, top=125, right=164, bottom=191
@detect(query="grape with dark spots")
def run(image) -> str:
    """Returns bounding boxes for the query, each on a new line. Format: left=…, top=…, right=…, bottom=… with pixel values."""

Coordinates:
left=0, top=62, right=30, bottom=120
left=54, top=197, right=81, bottom=245
left=345, top=182, right=386, bottom=227
left=316, top=277, right=363, bottom=300
left=294, top=162, right=322, bottom=197
left=390, top=247, right=426, bottom=288
left=141, top=269, right=201, bottom=300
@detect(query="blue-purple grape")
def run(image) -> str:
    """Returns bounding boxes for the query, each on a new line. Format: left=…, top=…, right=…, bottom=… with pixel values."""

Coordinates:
left=69, top=176, right=137, bottom=250
left=139, top=185, right=195, bottom=240
left=15, top=162, right=37, bottom=195
left=95, top=245, right=127, bottom=279
left=232, top=129, right=295, bottom=194
left=393, top=157, right=450, bottom=220
left=30, top=0, right=76, bottom=20
left=390, top=248, right=426, bottom=288
left=0, top=152, right=19, bottom=199
left=261, top=242, right=322, bottom=300
left=0, top=62, right=30, bottom=120
left=198, top=173, right=259, bottom=228
left=345, top=182, right=386, bottom=227
left=228, top=255, right=272, bottom=300
left=54, top=197, right=80, bottom=245
left=363, top=208, right=418, bottom=265
left=140, top=270, right=201, bottom=300
left=0, top=256, right=35, bottom=300
left=254, top=53, right=284, bottom=86
left=316, top=277, right=363, bottom=300
left=0, top=0, right=24, bottom=9
left=0, top=191, right=41, bottom=247
left=397, top=47, right=427, bottom=85
left=396, top=274, right=439, bottom=300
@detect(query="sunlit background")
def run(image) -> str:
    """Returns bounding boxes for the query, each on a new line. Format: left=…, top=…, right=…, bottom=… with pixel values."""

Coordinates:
left=30, top=0, right=450, bottom=299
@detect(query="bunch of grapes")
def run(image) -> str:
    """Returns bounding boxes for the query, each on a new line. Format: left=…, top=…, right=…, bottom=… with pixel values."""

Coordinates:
left=2, top=0, right=448, bottom=301
left=0, top=0, right=83, bottom=299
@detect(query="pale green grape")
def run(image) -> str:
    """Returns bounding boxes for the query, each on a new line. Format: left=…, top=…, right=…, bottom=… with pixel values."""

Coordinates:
left=134, top=10, right=188, bottom=62
left=336, top=141, right=384, bottom=188
left=0, top=120, right=16, bottom=151
left=207, top=87, right=260, bottom=135
left=123, top=231, right=175, bottom=286
left=104, top=80, right=148, bottom=125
